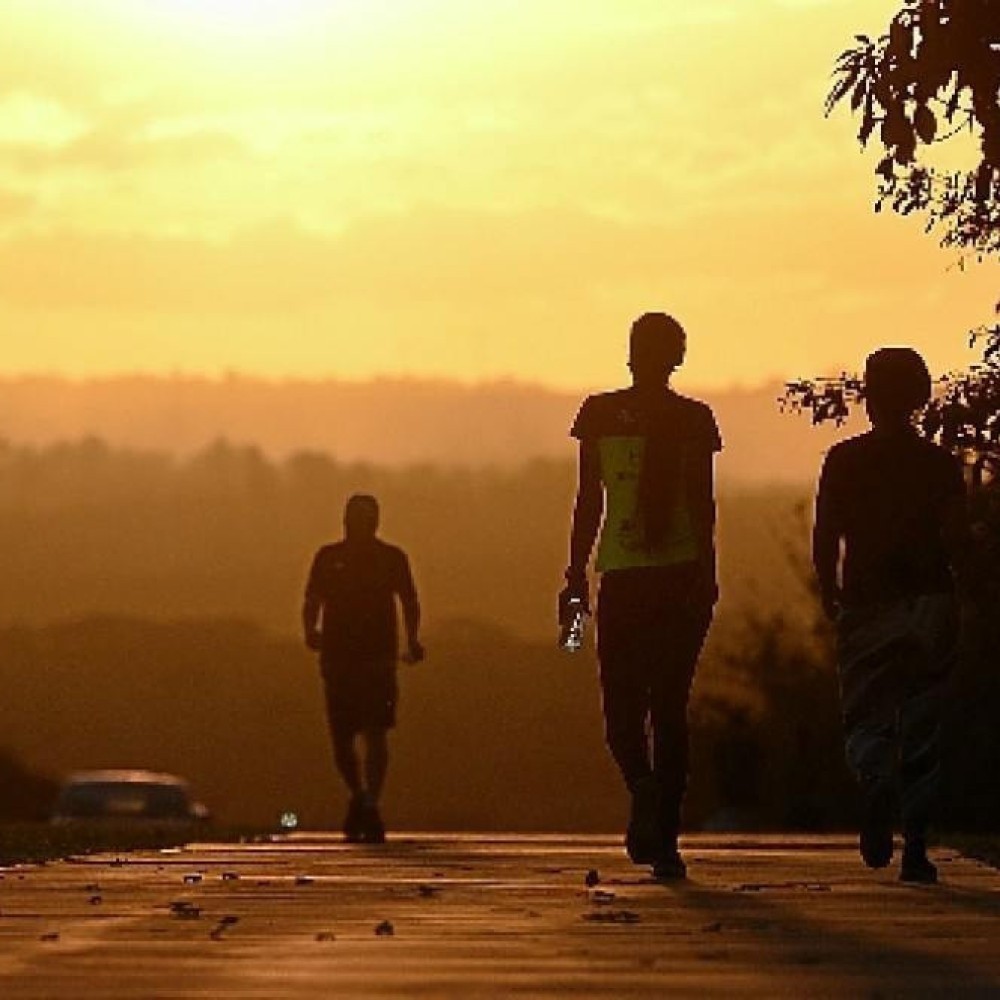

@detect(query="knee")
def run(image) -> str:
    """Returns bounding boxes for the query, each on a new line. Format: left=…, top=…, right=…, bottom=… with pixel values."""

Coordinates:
left=845, top=730, right=894, bottom=781
left=332, top=732, right=356, bottom=765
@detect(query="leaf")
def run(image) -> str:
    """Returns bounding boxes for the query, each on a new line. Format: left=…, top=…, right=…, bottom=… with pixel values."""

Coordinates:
left=915, top=105, right=938, bottom=143
left=860, top=109, right=878, bottom=145
left=825, top=74, right=855, bottom=115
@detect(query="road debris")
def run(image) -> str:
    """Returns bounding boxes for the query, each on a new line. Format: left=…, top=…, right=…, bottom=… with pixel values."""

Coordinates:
left=583, top=910, right=641, bottom=925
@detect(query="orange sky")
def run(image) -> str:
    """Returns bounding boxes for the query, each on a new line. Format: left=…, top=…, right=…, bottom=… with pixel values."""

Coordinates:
left=0, top=0, right=995, bottom=390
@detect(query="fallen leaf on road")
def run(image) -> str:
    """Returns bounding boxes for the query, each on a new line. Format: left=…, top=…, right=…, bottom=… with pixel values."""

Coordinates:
left=169, top=901, right=202, bottom=919
left=735, top=882, right=831, bottom=893
left=583, top=910, right=640, bottom=924
left=209, top=917, right=239, bottom=941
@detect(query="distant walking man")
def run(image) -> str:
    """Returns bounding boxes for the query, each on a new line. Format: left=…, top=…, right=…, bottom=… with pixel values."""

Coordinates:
left=303, top=494, right=424, bottom=843
left=813, top=348, right=965, bottom=883
left=563, top=313, right=722, bottom=879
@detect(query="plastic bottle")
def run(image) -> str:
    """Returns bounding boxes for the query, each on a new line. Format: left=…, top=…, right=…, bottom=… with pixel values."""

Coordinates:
left=559, top=597, right=587, bottom=653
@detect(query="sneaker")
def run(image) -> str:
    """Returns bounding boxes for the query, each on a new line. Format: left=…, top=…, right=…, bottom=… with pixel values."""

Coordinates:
left=343, top=794, right=366, bottom=843
left=859, top=778, right=894, bottom=869
left=652, top=848, right=687, bottom=881
left=361, top=803, right=386, bottom=844
left=900, top=839, right=938, bottom=885
left=625, top=776, right=659, bottom=865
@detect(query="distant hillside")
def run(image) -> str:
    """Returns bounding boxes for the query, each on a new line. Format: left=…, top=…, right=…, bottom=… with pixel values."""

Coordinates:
left=0, top=375, right=860, bottom=483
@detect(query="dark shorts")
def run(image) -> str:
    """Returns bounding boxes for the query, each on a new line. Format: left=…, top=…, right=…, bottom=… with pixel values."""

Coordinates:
left=836, top=594, right=959, bottom=732
left=321, top=657, right=398, bottom=737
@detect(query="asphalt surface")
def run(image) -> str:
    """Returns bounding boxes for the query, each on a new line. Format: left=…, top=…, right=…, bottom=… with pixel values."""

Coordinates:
left=1, top=834, right=999, bottom=997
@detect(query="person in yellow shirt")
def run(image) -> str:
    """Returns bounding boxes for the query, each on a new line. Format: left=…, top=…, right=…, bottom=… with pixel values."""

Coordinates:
left=562, top=313, right=722, bottom=879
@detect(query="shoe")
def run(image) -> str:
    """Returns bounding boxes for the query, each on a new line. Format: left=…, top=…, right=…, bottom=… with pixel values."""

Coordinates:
left=625, top=776, right=660, bottom=865
left=859, top=778, right=894, bottom=869
left=652, top=847, right=687, bottom=881
left=361, top=802, right=386, bottom=844
left=900, top=839, right=938, bottom=885
left=343, top=794, right=366, bottom=843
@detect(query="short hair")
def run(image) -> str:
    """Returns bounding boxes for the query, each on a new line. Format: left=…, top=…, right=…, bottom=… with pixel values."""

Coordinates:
left=346, top=493, right=379, bottom=512
left=629, top=313, right=686, bottom=368
left=864, top=347, right=932, bottom=416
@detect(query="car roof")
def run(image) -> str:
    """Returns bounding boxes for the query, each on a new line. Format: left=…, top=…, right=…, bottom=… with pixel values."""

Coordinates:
left=62, top=770, right=190, bottom=788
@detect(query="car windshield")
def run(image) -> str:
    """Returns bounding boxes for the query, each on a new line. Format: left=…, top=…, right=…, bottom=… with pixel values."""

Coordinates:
left=57, top=782, right=191, bottom=819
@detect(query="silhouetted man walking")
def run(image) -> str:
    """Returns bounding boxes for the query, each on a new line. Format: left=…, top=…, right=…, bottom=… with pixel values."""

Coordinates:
left=303, top=494, right=424, bottom=843
left=563, top=313, right=722, bottom=879
left=813, top=348, right=965, bottom=883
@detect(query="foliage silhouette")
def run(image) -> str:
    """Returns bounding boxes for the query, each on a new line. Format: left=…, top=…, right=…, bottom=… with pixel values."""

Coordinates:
left=828, top=0, right=1000, bottom=256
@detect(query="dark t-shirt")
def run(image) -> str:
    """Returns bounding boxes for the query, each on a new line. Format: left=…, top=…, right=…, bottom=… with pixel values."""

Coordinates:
left=570, top=388, right=722, bottom=571
left=305, top=538, right=417, bottom=661
left=816, top=430, right=964, bottom=605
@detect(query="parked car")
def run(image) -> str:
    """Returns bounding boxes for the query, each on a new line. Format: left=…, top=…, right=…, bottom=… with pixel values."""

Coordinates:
left=51, top=770, right=210, bottom=823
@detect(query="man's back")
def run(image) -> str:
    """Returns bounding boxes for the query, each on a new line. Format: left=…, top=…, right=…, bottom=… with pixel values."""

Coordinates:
left=818, top=429, right=963, bottom=605
left=306, top=538, right=415, bottom=661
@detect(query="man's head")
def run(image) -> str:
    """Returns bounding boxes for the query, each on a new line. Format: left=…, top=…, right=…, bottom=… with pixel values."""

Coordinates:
left=628, top=313, right=686, bottom=386
left=344, top=493, right=380, bottom=540
left=864, top=347, right=932, bottom=426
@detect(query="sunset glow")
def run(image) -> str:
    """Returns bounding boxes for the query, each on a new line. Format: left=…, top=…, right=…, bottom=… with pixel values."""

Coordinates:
left=0, top=0, right=995, bottom=389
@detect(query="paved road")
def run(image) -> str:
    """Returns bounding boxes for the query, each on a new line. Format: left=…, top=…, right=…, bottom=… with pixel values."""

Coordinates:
left=1, top=834, right=999, bottom=997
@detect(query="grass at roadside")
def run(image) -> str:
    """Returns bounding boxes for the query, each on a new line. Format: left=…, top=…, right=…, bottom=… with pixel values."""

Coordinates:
left=0, top=823, right=270, bottom=866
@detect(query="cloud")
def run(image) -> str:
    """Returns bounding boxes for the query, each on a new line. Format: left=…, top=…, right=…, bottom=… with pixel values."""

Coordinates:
left=0, top=203, right=982, bottom=314
left=0, top=187, right=34, bottom=220
left=0, top=92, right=89, bottom=147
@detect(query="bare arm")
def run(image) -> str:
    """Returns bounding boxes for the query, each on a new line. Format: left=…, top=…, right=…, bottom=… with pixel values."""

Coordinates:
left=302, top=553, right=323, bottom=651
left=397, top=554, right=423, bottom=660
left=567, top=438, right=603, bottom=586
left=688, top=449, right=719, bottom=602
left=812, top=457, right=843, bottom=619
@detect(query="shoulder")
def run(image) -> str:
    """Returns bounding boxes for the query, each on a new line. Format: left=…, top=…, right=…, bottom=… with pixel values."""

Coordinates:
left=916, top=437, right=964, bottom=484
left=671, top=393, right=716, bottom=425
left=570, top=389, right=633, bottom=439
left=313, top=543, right=341, bottom=563
left=670, top=393, right=722, bottom=450
left=826, top=433, right=869, bottom=462
left=378, top=540, right=409, bottom=564
left=820, top=434, right=868, bottom=480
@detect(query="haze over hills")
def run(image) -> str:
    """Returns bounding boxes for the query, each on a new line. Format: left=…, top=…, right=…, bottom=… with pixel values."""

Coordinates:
left=0, top=375, right=860, bottom=483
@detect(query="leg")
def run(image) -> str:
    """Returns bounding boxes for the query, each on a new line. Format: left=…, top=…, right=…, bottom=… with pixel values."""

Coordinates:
left=898, top=597, right=957, bottom=884
left=321, top=670, right=364, bottom=795
left=900, top=595, right=958, bottom=840
left=597, top=573, right=657, bottom=864
left=837, top=609, right=906, bottom=869
left=362, top=728, right=389, bottom=804
left=649, top=606, right=711, bottom=848
left=597, top=574, right=653, bottom=790
left=332, top=729, right=362, bottom=795
left=321, top=668, right=366, bottom=841
left=354, top=661, right=396, bottom=845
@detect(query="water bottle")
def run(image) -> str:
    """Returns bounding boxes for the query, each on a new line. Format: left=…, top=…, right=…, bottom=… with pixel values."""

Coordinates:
left=560, top=597, right=587, bottom=653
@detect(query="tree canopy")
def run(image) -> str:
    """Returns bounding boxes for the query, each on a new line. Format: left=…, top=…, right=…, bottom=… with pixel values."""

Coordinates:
left=784, top=0, right=1000, bottom=477
left=828, top=0, right=1000, bottom=254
